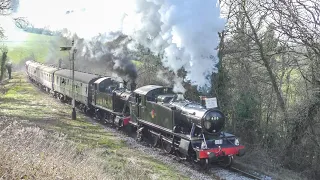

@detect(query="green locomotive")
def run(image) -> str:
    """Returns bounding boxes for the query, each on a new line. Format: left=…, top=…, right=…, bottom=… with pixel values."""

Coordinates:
left=128, top=85, right=245, bottom=169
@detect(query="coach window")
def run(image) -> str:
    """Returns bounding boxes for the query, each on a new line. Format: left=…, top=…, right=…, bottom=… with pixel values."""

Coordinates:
left=146, top=94, right=156, bottom=102
left=99, top=82, right=106, bottom=92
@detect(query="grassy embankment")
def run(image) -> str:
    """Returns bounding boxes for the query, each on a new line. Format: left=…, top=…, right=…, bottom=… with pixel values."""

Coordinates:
left=0, top=72, right=187, bottom=180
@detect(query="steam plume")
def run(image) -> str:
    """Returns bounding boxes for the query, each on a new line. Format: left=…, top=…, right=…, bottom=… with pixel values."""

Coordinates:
left=73, top=33, right=138, bottom=81
left=17, top=0, right=225, bottom=92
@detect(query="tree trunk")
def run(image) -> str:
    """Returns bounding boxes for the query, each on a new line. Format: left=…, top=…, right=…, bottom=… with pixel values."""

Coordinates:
left=242, top=3, right=287, bottom=118
left=0, top=52, right=7, bottom=81
left=212, top=30, right=227, bottom=109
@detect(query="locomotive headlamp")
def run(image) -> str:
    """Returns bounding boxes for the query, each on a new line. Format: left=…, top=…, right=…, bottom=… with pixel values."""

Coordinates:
left=234, top=138, right=240, bottom=146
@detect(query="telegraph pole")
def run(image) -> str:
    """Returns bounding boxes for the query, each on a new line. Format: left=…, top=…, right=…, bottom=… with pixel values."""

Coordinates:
left=60, top=39, right=77, bottom=120
left=71, top=40, right=77, bottom=120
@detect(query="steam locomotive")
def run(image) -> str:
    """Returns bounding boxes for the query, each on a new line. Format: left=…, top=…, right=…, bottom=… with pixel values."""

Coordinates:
left=25, top=60, right=245, bottom=169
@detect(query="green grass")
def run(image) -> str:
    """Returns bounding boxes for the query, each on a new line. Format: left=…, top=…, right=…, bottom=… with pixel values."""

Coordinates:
left=6, top=32, right=68, bottom=64
left=0, top=72, right=189, bottom=180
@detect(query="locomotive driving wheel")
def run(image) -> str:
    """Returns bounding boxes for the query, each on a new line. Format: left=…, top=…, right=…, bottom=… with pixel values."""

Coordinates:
left=175, top=151, right=187, bottom=162
left=147, top=133, right=160, bottom=148
left=161, top=139, right=173, bottom=154
left=199, top=158, right=209, bottom=171
left=97, top=110, right=106, bottom=122
left=218, top=155, right=233, bottom=168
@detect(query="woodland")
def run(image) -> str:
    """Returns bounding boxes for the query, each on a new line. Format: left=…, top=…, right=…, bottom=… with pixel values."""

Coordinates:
left=129, top=1, right=320, bottom=178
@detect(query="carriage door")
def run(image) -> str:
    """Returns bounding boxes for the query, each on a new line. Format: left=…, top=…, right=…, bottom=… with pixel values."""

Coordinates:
left=91, top=84, right=97, bottom=105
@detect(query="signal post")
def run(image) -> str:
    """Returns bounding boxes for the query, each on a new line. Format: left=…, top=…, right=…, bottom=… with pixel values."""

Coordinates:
left=60, top=40, right=77, bottom=120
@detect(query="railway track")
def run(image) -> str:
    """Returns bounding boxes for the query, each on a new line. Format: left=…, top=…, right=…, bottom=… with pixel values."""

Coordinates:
left=229, top=166, right=263, bottom=180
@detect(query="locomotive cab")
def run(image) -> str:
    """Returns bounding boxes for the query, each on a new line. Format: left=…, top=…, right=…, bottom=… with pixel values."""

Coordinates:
left=156, top=94, right=176, bottom=104
left=92, top=77, right=130, bottom=114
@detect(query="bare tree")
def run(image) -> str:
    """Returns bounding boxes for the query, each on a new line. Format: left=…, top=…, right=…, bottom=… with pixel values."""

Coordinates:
left=0, top=0, right=11, bottom=13
left=218, top=0, right=320, bottom=178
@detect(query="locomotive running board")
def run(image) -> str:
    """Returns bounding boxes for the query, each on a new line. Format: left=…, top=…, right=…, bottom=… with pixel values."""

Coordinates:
left=92, top=104, right=123, bottom=116
left=136, top=119, right=191, bottom=141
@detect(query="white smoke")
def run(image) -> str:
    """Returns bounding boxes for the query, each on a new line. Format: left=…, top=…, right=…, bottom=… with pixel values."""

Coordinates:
left=156, top=70, right=171, bottom=84
left=173, top=77, right=186, bottom=94
left=122, top=0, right=226, bottom=91
left=17, top=0, right=226, bottom=92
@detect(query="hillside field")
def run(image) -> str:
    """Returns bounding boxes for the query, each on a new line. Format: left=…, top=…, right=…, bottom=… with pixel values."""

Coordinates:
left=5, top=32, right=143, bottom=68
left=5, top=32, right=68, bottom=64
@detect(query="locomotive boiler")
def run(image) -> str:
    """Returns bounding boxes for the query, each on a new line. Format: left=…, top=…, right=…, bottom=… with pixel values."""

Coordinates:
left=168, top=95, right=225, bottom=136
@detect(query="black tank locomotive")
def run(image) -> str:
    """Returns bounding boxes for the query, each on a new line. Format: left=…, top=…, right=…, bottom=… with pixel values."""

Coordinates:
left=128, top=85, right=245, bottom=169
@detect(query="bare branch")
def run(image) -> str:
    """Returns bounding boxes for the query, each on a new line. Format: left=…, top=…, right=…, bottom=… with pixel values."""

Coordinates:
left=0, top=0, right=12, bottom=15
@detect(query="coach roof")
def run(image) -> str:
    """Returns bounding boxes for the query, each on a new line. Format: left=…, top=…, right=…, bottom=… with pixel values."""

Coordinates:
left=37, top=65, right=58, bottom=74
left=55, top=69, right=100, bottom=83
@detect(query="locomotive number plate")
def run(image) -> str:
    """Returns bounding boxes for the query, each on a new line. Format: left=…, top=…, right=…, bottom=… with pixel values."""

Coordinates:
left=215, top=140, right=223, bottom=144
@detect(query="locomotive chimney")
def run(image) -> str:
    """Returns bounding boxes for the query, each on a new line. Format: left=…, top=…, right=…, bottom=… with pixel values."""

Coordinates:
left=130, top=81, right=137, bottom=91
left=200, top=96, right=206, bottom=108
